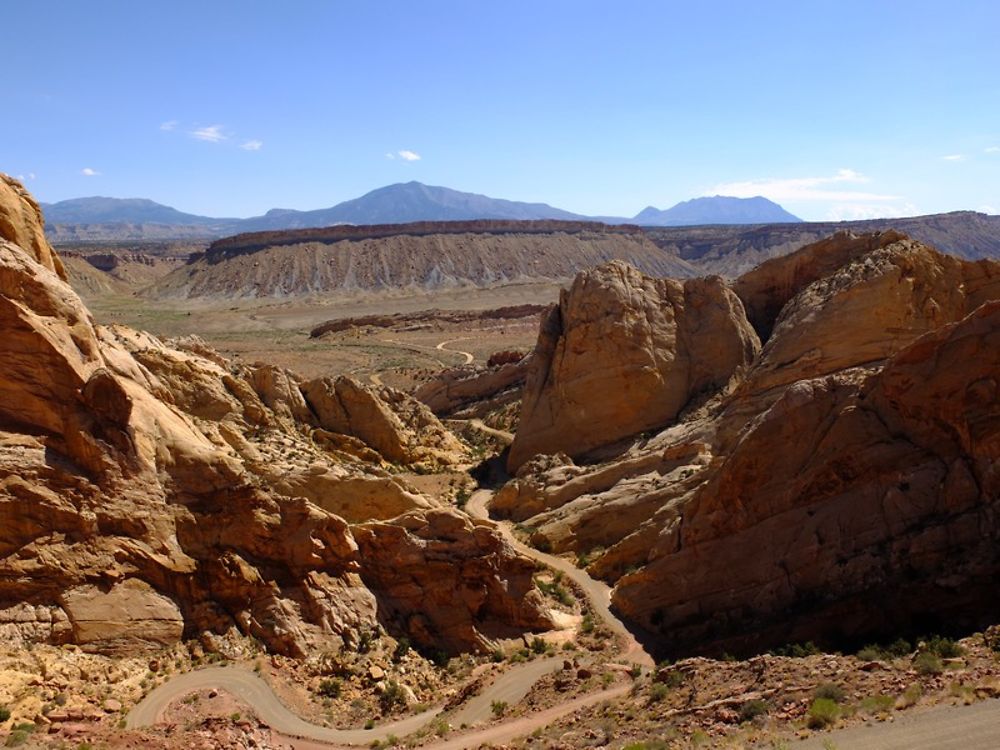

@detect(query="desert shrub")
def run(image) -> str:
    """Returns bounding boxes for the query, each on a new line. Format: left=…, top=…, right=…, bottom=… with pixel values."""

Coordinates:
left=580, top=614, right=595, bottom=634
left=0, top=706, right=9, bottom=722
left=491, top=648, right=505, bottom=663
left=623, top=742, right=669, bottom=750
left=535, top=578, right=572, bottom=606
left=392, top=637, right=411, bottom=662
left=898, top=683, right=923, bottom=708
left=530, top=637, right=548, bottom=654
left=807, top=698, right=841, bottom=728
left=317, top=678, right=342, bottom=698
left=5, top=725, right=34, bottom=748
left=656, top=669, right=685, bottom=688
left=490, top=700, right=507, bottom=717
left=379, top=681, right=407, bottom=713
left=859, top=694, right=895, bottom=714
left=813, top=682, right=846, bottom=703
left=364, top=718, right=375, bottom=730
left=357, top=629, right=374, bottom=654
left=924, top=636, right=964, bottom=658
left=914, top=651, right=943, bottom=675
left=887, top=638, right=912, bottom=657
left=739, top=699, right=769, bottom=723
left=4, top=732, right=28, bottom=748
left=855, top=645, right=883, bottom=661
left=771, top=641, right=821, bottom=658
left=649, top=682, right=670, bottom=703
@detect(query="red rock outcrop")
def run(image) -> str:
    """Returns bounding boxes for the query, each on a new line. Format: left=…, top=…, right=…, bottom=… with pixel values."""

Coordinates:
left=0, top=174, right=552, bottom=657
left=508, top=260, right=760, bottom=470
left=502, top=231, right=1000, bottom=656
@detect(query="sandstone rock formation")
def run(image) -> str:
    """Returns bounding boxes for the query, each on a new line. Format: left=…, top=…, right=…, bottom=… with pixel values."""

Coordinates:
left=0, top=174, right=552, bottom=657
left=0, top=173, right=65, bottom=279
left=302, top=376, right=468, bottom=468
left=508, top=260, right=760, bottom=470
left=501, top=231, right=1000, bottom=656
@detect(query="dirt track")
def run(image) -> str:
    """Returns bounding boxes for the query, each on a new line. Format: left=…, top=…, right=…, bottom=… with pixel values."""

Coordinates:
left=126, top=488, right=652, bottom=746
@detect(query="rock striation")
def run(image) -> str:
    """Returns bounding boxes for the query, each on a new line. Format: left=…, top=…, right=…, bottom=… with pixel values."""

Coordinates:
left=502, top=231, right=1000, bottom=656
left=0, top=174, right=552, bottom=658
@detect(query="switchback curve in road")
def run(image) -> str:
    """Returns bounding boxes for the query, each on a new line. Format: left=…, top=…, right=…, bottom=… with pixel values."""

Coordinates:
left=126, top=489, right=649, bottom=745
left=435, top=338, right=475, bottom=365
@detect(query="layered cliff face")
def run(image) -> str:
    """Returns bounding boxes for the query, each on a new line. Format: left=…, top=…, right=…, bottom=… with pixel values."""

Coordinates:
left=503, top=232, right=1000, bottom=655
left=0, top=175, right=551, bottom=657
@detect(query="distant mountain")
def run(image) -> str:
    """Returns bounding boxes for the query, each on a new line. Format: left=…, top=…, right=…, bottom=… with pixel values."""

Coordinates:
left=237, top=181, right=587, bottom=231
left=41, top=196, right=228, bottom=226
left=634, top=196, right=802, bottom=226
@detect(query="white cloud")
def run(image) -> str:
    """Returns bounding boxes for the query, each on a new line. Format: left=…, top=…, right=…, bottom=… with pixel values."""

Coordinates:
left=190, top=125, right=227, bottom=143
left=979, top=205, right=998, bottom=215
left=240, top=139, right=263, bottom=151
left=160, top=120, right=178, bottom=131
left=706, top=169, right=898, bottom=202
left=986, top=146, right=1000, bottom=154
left=942, top=154, right=965, bottom=161
left=81, top=167, right=100, bottom=176
left=397, top=149, right=421, bottom=161
left=385, top=152, right=396, bottom=160
left=825, top=202, right=919, bottom=221
left=29, top=172, right=36, bottom=180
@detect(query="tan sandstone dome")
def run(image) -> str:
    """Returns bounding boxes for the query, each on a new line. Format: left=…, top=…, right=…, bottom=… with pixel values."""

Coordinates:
left=508, top=259, right=760, bottom=471
left=501, top=231, right=1000, bottom=655
left=0, top=174, right=552, bottom=657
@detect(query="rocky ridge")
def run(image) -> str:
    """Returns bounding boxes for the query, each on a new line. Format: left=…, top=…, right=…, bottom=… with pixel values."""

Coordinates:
left=144, top=222, right=696, bottom=300
left=0, top=174, right=552, bottom=659
left=501, top=230, right=1000, bottom=656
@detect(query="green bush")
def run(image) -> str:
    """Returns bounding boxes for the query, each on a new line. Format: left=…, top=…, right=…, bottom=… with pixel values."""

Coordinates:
left=914, top=651, right=943, bottom=675
left=739, top=699, right=769, bottom=723
left=0, top=706, right=9, bottom=722
left=924, top=636, right=964, bottom=658
left=379, top=681, right=408, bottom=713
left=813, top=682, right=846, bottom=703
left=855, top=645, right=883, bottom=661
left=887, top=638, right=912, bottom=657
left=317, top=678, right=342, bottom=698
left=859, top=694, right=895, bottom=714
left=530, top=637, right=548, bottom=654
left=656, top=669, right=685, bottom=688
left=4, top=725, right=33, bottom=748
left=490, top=700, right=507, bottom=717
left=648, top=682, right=670, bottom=703
left=771, top=641, right=820, bottom=658
left=580, top=614, right=595, bottom=634
left=807, top=698, right=841, bottom=728
left=392, top=637, right=411, bottom=662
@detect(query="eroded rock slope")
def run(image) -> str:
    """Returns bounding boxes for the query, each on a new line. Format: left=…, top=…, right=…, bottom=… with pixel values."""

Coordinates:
left=503, top=230, right=1000, bottom=655
left=0, top=175, right=552, bottom=658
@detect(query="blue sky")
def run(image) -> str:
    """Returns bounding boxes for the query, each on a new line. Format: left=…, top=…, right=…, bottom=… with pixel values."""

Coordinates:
left=3, top=0, right=999, bottom=220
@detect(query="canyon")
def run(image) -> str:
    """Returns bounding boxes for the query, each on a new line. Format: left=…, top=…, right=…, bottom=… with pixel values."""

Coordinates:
left=4, top=170, right=1000, bottom=749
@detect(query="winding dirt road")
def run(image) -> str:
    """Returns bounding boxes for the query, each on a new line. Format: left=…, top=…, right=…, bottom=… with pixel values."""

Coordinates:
left=126, top=487, right=651, bottom=746
left=435, top=338, right=475, bottom=365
